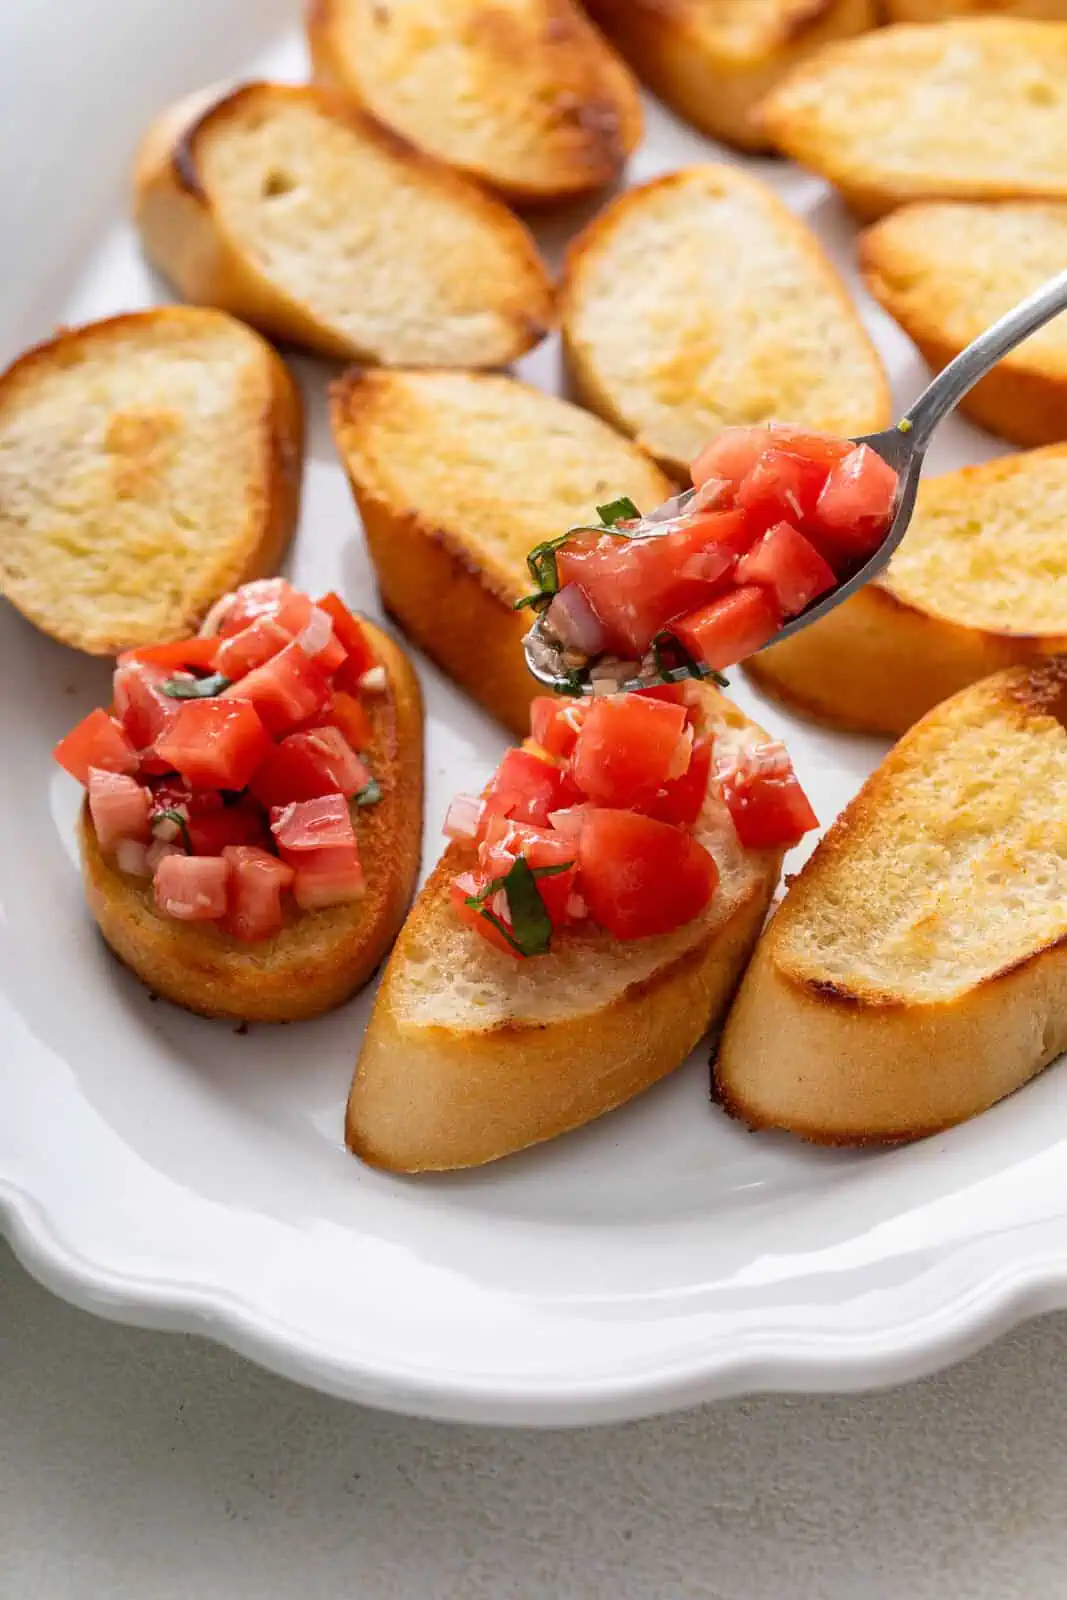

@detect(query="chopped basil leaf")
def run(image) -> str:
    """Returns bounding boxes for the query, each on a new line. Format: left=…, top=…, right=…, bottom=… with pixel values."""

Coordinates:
left=596, top=495, right=639, bottom=527
left=651, top=631, right=729, bottom=689
left=160, top=672, right=232, bottom=700
left=464, top=854, right=574, bottom=958
left=155, top=807, right=192, bottom=852
left=355, top=777, right=382, bottom=807
left=476, top=909, right=528, bottom=958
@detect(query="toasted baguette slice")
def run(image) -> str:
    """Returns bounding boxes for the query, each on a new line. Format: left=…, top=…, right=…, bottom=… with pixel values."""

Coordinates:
left=583, top=0, right=875, bottom=152
left=133, top=82, right=554, bottom=367
left=860, top=201, right=1067, bottom=448
left=0, top=307, right=302, bottom=656
left=560, top=165, right=892, bottom=477
left=884, top=0, right=1067, bottom=20
left=329, top=367, right=673, bottom=734
left=759, top=20, right=1067, bottom=220
left=80, top=621, right=422, bottom=1023
left=306, top=0, right=642, bottom=203
left=348, top=687, right=782, bottom=1170
left=746, top=446, right=1067, bottom=735
left=717, top=660, right=1067, bottom=1143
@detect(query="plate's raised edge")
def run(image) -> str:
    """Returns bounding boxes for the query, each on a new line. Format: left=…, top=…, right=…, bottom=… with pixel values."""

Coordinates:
left=3, top=1175, right=1063, bottom=1426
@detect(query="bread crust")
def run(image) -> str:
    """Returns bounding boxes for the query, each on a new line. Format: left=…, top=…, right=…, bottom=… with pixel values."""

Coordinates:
left=133, top=81, right=553, bottom=366
left=716, top=659, right=1067, bottom=1142
left=0, top=306, right=303, bottom=656
left=584, top=0, right=876, bottom=151
left=306, top=0, right=642, bottom=202
left=79, top=620, right=423, bottom=1022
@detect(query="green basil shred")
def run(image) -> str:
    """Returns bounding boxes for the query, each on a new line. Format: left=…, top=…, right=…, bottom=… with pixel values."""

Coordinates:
left=514, top=496, right=642, bottom=614
left=651, top=631, right=729, bottom=689
left=355, top=777, right=382, bottom=807
left=464, top=856, right=574, bottom=958
left=160, top=672, right=232, bottom=700
left=154, top=807, right=193, bottom=852
left=595, top=495, right=639, bottom=527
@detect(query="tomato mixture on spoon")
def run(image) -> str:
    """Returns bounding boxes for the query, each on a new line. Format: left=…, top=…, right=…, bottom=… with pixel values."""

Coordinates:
left=522, top=425, right=899, bottom=684
left=54, top=580, right=386, bottom=941
left=443, top=686, right=818, bottom=959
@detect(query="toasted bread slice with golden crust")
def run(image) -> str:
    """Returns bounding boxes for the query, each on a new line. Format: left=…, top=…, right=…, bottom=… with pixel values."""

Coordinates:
left=584, top=0, right=875, bottom=152
left=860, top=201, right=1067, bottom=448
left=884, top=0, right=1067, bottom=21
left=560, top=165, right=892, bottom=477
left=329, top=367, right=673, bottom=734
left=716, top=659, right=1067, bottom=1143
left=0, top=307, right=302, bottom=656
left=746, top=446, right=1067, bottom=736
left=759, top=20, right=1067, bottom=220
left=80, top=621, right=422, bottom=1023
left=306, top=0, right=642, bottom=203
left=347, top=686, right=782, bottom=1171
left=133, top=82, right=554, bottom=367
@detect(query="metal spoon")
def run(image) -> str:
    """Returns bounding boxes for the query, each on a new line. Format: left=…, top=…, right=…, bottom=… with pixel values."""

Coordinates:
left=525, top=267, right=1067, bottom=696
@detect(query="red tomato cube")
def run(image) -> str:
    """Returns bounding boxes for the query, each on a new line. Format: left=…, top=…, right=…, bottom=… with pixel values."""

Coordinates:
left=214, top=578, right=311, bottom=639
left=578, top=810, right=718, bottom=939
left=735, top=522, right=837, bottom=617
left=222, top=845, right=294, bottom=942
left=87, top=769, right=152, bottom=850
left=721, top=768, right=818, bottom=849
left=645, top=737, right=713, bottom=827
left=529, top=697, right=587, bottom=761
left=691, top=427, right=769, bottom=493
left=483, top=748, right=573, bottom=828
left=317, top=593, right=376, bottom=690
left=271, top=794, right=355, bottom=853
left=153, top=854, right=230, bottom=921
left=223, top=641, right=331, bottom=736
left=154, top=699, right=273, bottom=791
left=477, top=816, right=579, bottom=930
left=571, top=695, right=689, bottom=810
left=671, top=586, right=781, bottom=671
left=118, top=637, right=222, bottom=673
left=113, top=661, right=181, bottom=752
left=250, top=729, right=371, bottom=808
left=304, top=691, right=373, bottom=753
left=450, top=871, right=523, bottom=959
left=213, top=616, right=292, bottom=680
left=54, top=709, right=139, bottom=785
left=813, top=445, right=899, bottom=561
left=735, top=448, right=830, bottom=536
left=288, top=843, right=365, bottom=910
left=185, top=801, right=268, bottom=856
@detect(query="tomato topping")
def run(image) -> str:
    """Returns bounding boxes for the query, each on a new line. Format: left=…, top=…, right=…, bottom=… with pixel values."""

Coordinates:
left=153, top=854, right=230, bottom=921
left=735, top=521, right=837, bottom=617
left=813, top=445, right=898, bottom=561
left=222, top=846, right=294, bottom=942
left=112, top=660, right=181, bottom=752
left=149, top=780, right=224, bottom=819
left=529, top=697, right=587, bottom=761
left=154, top=699, right=272, bottom=791
left=54, top=709, right=139, bottom=785
left=185, top=801, right=268, bottom=856
left=305, top=691, right=372, bottom=753
left=271, top=793, right=355, bottom=853
left=646, top=737, right=713, bottom=827
left=571, top=695, right=689, bottom=810
left=735, top=447, right=831, bottom=537
left=287, top=843, right=366, bottom=911
left=223, top=640, right=331, bottom=736
left=250, top=728, right=371, bottom=808
left=720, top=754, right=819, bottom=849
left=450, top=871, right=522, bottom=959
left=212, top=616, right=292, bottom=680
left=477, top=816, right=578, bottom=930
left=483, top=747, right=574, bottom=828
left=88, top=768, right=152, bottom=850
left=578, top=810, right=717, bottom=940
left=317, top=593, right=376, bottom=690
left=763, top=426, right=852, bottom=469
left=691, top=427, right=770, bottom=493
left=671, top=586, right=781, bottom=671
left=214, top=579, right=312, bottom=640
left=119, top=637, right=221, bottom=673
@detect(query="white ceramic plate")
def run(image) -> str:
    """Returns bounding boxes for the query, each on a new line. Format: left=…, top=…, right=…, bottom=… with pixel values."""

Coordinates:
left=5, top=0, right=1067, bottom=1428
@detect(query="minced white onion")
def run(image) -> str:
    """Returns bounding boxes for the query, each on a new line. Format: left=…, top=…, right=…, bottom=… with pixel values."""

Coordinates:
left=359, top=666, right=387, bottom=693
left=146, top=839, right=183, bottom=873
left=545, top=584, right=607, bottom=657
left=566, top=893, right=588, bottom=921
left=692, top=475, right=731, bottom=512
left=151, top=811, right=185, bottom=843
left=197, top=594, right=235, bottom=639
left=443, top=794, right=484, bottom=842
left=296, top=605, right=334, bottom=658
left=116, top=840, right=151, bottom=878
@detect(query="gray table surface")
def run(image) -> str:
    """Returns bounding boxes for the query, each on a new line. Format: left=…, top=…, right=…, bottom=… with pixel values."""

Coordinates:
left=3, top=1240, right=1065, bottom=1599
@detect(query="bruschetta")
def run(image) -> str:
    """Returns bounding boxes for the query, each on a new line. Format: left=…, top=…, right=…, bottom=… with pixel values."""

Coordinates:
left=0, top=307, right=302, bottom=656
left=716, top=659, right=1067, bottom=1143
left=347, top=684, right=817, bottom=1170
left=55, top=581, right=423, bottom=1022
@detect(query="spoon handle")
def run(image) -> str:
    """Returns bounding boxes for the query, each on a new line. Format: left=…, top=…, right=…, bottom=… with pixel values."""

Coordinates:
left=899, top=267, right=1067, bottom=452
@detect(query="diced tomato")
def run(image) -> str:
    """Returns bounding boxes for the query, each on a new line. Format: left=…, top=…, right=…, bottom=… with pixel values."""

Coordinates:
left=154, top=699, right=272, bottom=791
left=54, top=709, right=139, bottom=785
left=153, top=853, right=230, bottom=921
left=578, top=810, right=718, bottom=939
left=118, top=637, right=221, bottom=672
left=646, top=737, right=713, bottom=827
left=529, top=697, right=588, bottom=761
left=149, top=781, right=224, bottom=819
left=557, top=520, right=736, bottom=656
left=671, top=586, right=781, bottom=671
left=477, top=815, right=578, bottom=930
left=112, top=660, right=181, bottom=751
left=691, top=509, right=760, bottom=561
left=735, top=448, right=830, bottom=537
left=317, top=593, right=376, bottom=690
left=691, top=427, right=770, bottom=493
left=185, top=801, right=268, bottom=856
left=214, top=578, right=311, bottom=640
left=87, top=768, right=152, bottom=850
left=571, top=694, right=689, bottom=810
left=250, top=729, right=371, bottom=808
left=735, top=522, right=837, bottom=617
left=764, top=425, right=852, bottom=470
left=450, top=871, right=522, bottom=959
left=271, top=793, right=355, bottom=853
left=223, top=640, right=331, bottom=736
left=720, top=761, right=819, bottom=849
left=287, top=843, right=365, bottom=911
left=813, top=445, right=898, bottom=562
left=212, top=616, right=292, bottom=680
left=483, top=747, right=573, bottom=828
left=306, top=691, right=372, bottom=753
left=222, top=845, right=294, bottom=942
